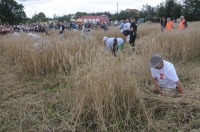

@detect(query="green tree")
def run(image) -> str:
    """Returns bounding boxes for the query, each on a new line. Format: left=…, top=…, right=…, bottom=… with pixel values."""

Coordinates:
left=114, top=9, right=139, bottom=21
left=66, top=15, right=71, bottom=22
left=38, top=12, right=46, bottom=22
left=75, top=12, right=87, bottom=18
left=183, top=0, right=200, bottom=21
left=0, top=0, right=26, bottom=24
left=31, top=12, right=46, bottom=23
left=140, top=4, right=156, bottom=17
left=164, top=0, right=182, bottom=20
left=156, top=2, right=165, bottom=17
left=57, top=15, right=67, bottom=22
left=172, top=2, right=182, bottom=19
left=164, top=0, right=176, bottom=18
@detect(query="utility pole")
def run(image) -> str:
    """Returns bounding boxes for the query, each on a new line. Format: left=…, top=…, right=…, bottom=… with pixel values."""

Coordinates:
left=117, top=2, right=119, bottom=20
left=117, top=2, right=118, bottom=14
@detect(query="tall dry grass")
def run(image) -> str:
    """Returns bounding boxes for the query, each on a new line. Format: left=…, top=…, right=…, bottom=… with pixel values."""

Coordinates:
left=1, top=22, right=200, bottom=131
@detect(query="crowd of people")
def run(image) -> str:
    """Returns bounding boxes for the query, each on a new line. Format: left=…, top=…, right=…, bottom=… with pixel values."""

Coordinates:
left=0, top=23, right=50, bottom=35
left=113, top=15, right=188, bottom=54
left=103, top=15, right=188, bottom=98
left=0, top=20, right=109, bottom=36
left=116, top=17, right=138, bottom=51
left=151, top=16, right=187, bottom=97
left=0, top=15, right=189, bottom=97
left=103, top=16, right=137, bottom=57
left=161, top=16, right=188, bottom=31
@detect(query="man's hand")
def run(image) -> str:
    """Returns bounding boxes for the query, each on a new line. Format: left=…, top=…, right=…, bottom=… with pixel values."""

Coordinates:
left=157, top=88, right=164, bottom=96
left=176, top=80, right=184, bottom=95
left=152, top=78, right=164, bottom=96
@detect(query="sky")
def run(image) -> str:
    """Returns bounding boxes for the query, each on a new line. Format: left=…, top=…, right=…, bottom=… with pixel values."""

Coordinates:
left=16, top=0, right=164, bottom=18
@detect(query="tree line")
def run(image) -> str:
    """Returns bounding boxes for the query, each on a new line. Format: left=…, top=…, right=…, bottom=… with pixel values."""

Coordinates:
left=0, top=0, right=199, bottom=25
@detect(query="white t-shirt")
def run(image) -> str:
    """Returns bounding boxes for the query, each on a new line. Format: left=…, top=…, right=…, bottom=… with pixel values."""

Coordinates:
left=151, top=60, right=179, bottom=88
left=124, top=22, right=131, bottom=30
left=105, top=38, right=124, bottom=50
left=28, top=33, right=41, bottom=39
left=60, top=26, right=62, bottom=31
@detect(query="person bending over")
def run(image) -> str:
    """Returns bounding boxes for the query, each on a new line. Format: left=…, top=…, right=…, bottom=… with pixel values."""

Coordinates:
left=149, top=54, right=184, bottom=97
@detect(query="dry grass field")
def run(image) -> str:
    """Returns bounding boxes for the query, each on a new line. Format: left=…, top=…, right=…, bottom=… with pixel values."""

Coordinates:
left=1, top=22, right=200, bottom=131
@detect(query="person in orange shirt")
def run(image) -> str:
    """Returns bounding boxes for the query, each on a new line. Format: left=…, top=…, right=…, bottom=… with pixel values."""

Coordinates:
left=179, top=16, right=187, bottom=30
left=166, top=18, right=174, bottom=30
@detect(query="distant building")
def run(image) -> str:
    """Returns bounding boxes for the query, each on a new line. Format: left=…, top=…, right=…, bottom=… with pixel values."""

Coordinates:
left=79, top=15, right=110, bottom=24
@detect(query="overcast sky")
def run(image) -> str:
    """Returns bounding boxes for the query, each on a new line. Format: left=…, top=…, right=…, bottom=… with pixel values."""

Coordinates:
left=16, top=0, right=164, bottom=18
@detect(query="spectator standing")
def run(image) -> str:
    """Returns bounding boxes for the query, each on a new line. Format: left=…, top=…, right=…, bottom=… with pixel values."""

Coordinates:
left=179, top=16, right=187, bottom=30
left=161, top=17, right=166, bottom=32
left=129, top=17, right=137, bottom=51
left=166, top=18, right=174, bottom=30
left=101, top=22, right=108, bottom=31
left=122, top=19, right=131, bottom=36
left=59, top=22, right=65, bottom=34
left=119, top=20, right=125, bottom=32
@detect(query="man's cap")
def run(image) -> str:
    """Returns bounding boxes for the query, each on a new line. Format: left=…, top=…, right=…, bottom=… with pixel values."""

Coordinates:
left=149, top=54, right=163, bottom=68
left=103, top=36, right=108, bottom=41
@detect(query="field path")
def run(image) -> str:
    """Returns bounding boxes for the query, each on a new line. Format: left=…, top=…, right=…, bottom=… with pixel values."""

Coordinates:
left=0, top=55, right=23, bottom=101
left=0, top=54, right=42, bottom=131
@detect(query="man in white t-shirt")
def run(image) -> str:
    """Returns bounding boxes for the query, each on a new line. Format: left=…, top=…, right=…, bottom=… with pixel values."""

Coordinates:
left=122, top=19, right=131, bottom=36
left=103, top=36, right=124, bottom=56
left=124, top=19, right=131, bottom=30
left=149, top=54, right=184, bottom=97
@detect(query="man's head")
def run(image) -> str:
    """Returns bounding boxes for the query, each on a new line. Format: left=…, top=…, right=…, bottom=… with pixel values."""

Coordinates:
left=167, top=18, right=171, bottom=22
left=149, top=54, right=164, bottom=69
left=180, top=16, right=185, bottom=21
left=162, top=17, right=166, bottom=21
left=130, top=17, right=135, bottom=22
left=125, top=19, right=129, bottom=23
left=103, top=36, right=108, bottom=42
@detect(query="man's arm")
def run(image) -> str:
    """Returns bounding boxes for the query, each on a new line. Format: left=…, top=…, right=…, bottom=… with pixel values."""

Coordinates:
left=152, top=77, right=164, bottom=95
left=129, top=25, right=133, bottom=31
left=183, top=21, right=187, bottom=28
left=176, top=80, right=184, bottom=95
